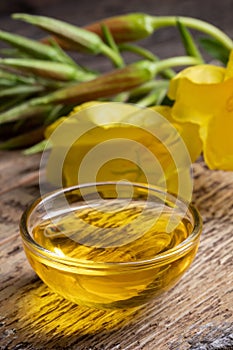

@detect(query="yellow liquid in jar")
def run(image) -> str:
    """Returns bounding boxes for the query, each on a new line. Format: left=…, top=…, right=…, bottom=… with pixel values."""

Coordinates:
left=29, top=199, right=198, bottom=309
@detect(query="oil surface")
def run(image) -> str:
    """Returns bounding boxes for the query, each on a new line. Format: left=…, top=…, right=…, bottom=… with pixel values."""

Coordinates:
left=33, top=199, right=191, bottom=262
left=30, top=199, right=197, bottom=309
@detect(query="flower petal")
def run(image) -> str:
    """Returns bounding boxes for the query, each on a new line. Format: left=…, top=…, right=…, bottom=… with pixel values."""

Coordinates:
left=224, top=49, right=233, bottom=80
left=150, top=105, right=202, bottom=162
left=168, top=64, right=225, bottom=100
left=169, top=74, right=233, bottom=129
left=203, top=106, right=233, bottom=170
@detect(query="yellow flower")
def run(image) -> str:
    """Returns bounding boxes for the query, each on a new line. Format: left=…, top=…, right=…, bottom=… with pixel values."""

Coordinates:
left=44, top=101, right=103, bottom=139
left=45, top=101, right=193, bottom=200
left=168, top=51, right=233, bottom=170
left=150, top=105, right=202, bottom=163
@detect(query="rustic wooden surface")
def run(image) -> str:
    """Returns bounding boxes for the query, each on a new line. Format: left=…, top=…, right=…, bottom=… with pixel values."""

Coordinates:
left=0, top=1, right=233, bottom=349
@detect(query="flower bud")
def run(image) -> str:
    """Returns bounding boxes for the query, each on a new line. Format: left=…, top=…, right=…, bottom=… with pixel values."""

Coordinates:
left=84, top=13, right=155, bottom=43
left=31, top=60, right=156, bottom=105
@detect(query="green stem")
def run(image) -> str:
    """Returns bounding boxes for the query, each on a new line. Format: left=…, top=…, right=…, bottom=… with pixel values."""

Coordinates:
left=118, top=44, right=176, bottom=78
left=118, top=43, right=157, bottom=61
left=101, top=43, right=124, bottom=67
left=101, top=24, right=124, bottom=68
left=151, top=16, right=233, bottom=50
left=152, top=56, right=201, bottom=75
left=136, top=89, right=160, bottom=107
left=176, top=19, right=204, bottom=63
left=129, top=80, right=169, bottom=98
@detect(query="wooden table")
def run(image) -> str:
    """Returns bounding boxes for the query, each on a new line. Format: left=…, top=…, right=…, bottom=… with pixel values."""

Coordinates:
left=0, top=1, right=233, bottom=349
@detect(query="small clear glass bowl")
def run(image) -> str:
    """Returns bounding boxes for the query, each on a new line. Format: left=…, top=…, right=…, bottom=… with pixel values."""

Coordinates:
left=20, top=182, right=202, bottom=310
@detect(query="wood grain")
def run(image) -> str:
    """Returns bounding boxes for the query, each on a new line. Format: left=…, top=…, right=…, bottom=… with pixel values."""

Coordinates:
left=0, top=157, right=233, bottom=350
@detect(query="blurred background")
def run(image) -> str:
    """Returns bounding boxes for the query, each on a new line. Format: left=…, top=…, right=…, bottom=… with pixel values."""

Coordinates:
left=0, top=0, right=232, bottom=61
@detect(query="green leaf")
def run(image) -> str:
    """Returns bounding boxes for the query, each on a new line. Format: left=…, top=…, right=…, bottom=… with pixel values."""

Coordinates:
left=23, top=139, right=50, bottom=155
left=199, top=36, right=230, bottom=65
left=0, top=29, right=71, bottom=63
left=12, top=13, right=124, bottom=67
left=47, top=37, right=78, bottom=67
left=12, top=13, right=110, bottom=55
left=0, top=69, right=36, bottom=84
left=0, top=102, right=53, bottom=124
left=0, top=58, right=96, bottom=82
left=0, top=85, right=44, bottom=97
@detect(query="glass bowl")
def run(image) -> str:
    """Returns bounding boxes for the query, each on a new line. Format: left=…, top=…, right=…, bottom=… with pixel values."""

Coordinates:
left=20, top=181, right=202, bottom=310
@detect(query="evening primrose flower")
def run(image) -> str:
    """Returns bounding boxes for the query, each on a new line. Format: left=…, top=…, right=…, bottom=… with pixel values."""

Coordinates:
left=45, top=101, right=193, bottom=199
left=150, top=105, right=202, bottom=163
left=168, top=51, right=233, bottom=170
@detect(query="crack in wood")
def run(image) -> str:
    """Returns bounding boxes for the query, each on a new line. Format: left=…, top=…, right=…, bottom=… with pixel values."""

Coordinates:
left=188, top=325, right=233, bottom=350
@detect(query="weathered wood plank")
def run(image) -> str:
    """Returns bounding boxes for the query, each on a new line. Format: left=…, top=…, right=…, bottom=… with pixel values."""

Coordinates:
left=0, top=161, right=232, bottom=350
left=0, top=151, right=40, bottom=195
left=0, top=151, right=40, bottom=243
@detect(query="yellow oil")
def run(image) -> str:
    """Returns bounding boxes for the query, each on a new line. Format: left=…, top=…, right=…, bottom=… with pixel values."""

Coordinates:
left=27, top=199, right=198, bottom=309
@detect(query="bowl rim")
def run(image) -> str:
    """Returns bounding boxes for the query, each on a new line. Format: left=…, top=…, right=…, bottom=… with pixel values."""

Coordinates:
left=20, top=181, right=202, bottom=270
